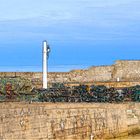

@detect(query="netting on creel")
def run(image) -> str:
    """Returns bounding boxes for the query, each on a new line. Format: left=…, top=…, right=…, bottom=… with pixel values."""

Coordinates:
left=32, top=83, right=140, bottom=103
left=0, top=80, right=140, bottom=102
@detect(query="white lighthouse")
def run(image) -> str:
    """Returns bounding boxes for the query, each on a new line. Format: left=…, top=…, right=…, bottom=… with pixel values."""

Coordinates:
left=42, top=40, right=50, bottom=89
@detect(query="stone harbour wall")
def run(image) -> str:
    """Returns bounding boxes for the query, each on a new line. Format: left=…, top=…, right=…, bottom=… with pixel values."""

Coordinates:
left=113, top=60, right=140, bottom=81
left=1, top=60, right=140, bottom=88
left=0, top=103, right=140, bottom=140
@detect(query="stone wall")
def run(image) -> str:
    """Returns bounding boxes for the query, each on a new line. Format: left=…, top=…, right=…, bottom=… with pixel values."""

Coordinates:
left=1, top=60, right=140, bottom=88
left=85, top=66, right=114, bottom=82
left=47, top=60, right=140, bottom=83
left=65, top=81, right=140, bottom=88
left=0, top=103, right=140, bottom=140
left=113, top=60, right=140, bottom=81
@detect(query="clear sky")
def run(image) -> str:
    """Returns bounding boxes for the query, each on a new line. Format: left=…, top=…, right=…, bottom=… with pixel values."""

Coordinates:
left=0, top=0, right=140, bottom=72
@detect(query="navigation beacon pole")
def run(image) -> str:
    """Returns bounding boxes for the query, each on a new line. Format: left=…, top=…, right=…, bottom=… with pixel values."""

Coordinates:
left=43, top=40, right=50, bottom=89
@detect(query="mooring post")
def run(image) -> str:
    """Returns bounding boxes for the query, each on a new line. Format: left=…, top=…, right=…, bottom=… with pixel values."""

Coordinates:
left=42, top=40, right=50, bottom=89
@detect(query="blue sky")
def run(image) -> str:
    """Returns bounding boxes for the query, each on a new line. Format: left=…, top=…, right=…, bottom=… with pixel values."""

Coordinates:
left=0, top=0, right=140, bottom=72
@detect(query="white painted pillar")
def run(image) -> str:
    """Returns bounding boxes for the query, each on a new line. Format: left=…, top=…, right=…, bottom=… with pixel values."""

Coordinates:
left=43, top=40, right=48, bottom=89
left=117, top=77, right=120, bottom=82
left=90, top=133, right=94, bottom=140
